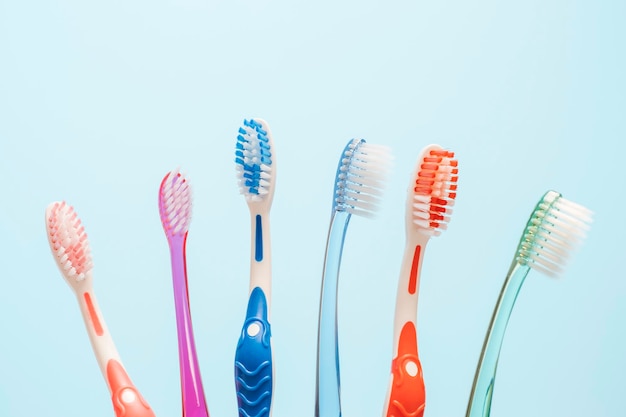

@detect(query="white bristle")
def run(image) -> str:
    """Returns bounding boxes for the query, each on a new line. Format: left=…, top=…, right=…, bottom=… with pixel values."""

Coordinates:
left=334, top=140, right=393, bottom=218
left=159, top=169, right=192, bottom=236
left=46, top=201, right=93, bottom=281
left=517, top=194, right=593, bottom=278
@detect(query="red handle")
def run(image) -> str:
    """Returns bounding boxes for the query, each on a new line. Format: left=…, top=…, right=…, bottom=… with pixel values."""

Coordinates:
left=385, top=322, right=425, bottom=417
left=107, top=359, right=156, bottom=417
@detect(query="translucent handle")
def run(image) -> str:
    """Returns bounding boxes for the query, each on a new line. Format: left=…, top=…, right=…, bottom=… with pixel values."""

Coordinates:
left=315, top=212, right=350, bottom=417
left=169, top=236, right=210, bottom=417
left=466, top=263, right=530, bottom=417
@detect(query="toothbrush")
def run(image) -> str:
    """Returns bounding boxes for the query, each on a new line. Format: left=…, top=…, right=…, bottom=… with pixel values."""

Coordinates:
left=465, top=190, right=593, bottom=417
left=158, top=170, right=210, bottom=417
left=382, top=145, right=458, bottom=417
left=315, top=138, right=392, bottom=417
left=233, top=118, right=277, bottom=417
left=45, top=201, right=156, bottom=417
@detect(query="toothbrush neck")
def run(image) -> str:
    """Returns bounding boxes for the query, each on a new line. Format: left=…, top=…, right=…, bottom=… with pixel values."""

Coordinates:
left=402, top=232, right=430, bottom=298
left=466, top=262, right=531, bottom=417
left=390, top=234, right=429, bottom=353
left=479, top=262, right=530, bottom=372
left=249, top=210, right=272, bottom=299
left=167, top=234, right=189, bottom=297
left=315, top=210, right=351, bottom=417
left=76, top=287, right=122, bottom=384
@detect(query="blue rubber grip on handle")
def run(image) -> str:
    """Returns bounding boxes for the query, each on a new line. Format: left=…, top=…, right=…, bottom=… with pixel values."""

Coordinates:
left=235, top=287, right=273, bottom=417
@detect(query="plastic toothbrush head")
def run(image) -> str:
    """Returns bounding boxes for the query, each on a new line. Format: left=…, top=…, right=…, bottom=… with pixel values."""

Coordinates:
left=332, top=138, right=393, bottom=218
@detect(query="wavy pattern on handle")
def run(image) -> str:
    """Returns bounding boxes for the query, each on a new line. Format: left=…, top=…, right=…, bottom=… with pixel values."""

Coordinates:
left=385, top=322, right=425, bottom=417
left=235, top=287, right=273, bottom=417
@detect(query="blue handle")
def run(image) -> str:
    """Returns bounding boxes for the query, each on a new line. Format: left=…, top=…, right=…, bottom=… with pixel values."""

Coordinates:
left=316, top=211, right=350, bottom=417
left=235, top=287, right=273, bottom=417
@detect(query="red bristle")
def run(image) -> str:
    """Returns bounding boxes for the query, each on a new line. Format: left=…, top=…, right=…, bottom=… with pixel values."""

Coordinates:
left=418, top=171, right=436, bottom=179
left=411, top=147, right=459, bottom=233
left=416, top=178, right=435, bottom=186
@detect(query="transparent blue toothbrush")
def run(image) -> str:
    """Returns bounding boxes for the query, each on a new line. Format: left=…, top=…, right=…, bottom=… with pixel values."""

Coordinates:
left=315, top=139, right=391, bottom=417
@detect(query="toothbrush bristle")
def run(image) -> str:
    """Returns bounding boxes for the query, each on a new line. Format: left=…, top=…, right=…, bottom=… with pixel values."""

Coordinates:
left=158, top=169, right=193, bottom=237
left=411, top=147, right=458, bottom=236
left=46, top=201, right=93, bottom=281
left=235, top=118, right=274, bottom=202
left=333, top=139, right=393, bottom=218
left=516, top=191, right=593, bottom=277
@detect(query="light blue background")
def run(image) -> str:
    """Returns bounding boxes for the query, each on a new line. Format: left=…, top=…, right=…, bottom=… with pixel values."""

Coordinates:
left=0, top=1, right=624, bottom=416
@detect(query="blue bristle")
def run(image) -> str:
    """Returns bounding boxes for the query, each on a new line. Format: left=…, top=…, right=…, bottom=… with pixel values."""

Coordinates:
left=244, top=171, right=261, bottom=180
left=236, top=119, right=273, bottom=196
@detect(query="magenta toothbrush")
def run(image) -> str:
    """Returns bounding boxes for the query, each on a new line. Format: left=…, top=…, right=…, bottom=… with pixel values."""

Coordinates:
left=158, top=169, right=209, bottom=417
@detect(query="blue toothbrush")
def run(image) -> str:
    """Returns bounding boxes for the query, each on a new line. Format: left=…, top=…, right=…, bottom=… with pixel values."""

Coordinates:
left=234, top=118, right=276, bottom=417
left=316, top=139, right=392, bottom=417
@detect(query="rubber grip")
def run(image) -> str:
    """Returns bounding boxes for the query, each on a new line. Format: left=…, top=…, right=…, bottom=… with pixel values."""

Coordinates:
left=234, top=287, right=273, bottom=417
left=385, top=322, right=425, bottom=417
left=107, top=359, right=156, bottom=417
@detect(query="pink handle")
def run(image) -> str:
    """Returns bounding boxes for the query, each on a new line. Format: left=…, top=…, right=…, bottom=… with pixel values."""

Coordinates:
left=169, top=235, right=210, bottom=417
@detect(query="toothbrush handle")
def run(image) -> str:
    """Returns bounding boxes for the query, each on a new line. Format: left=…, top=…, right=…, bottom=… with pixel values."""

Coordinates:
left=76, top=287, right=122, bottom=380
left=383, top=239, right=427, bottom=417
left=466, top=263, right=530, bottom=417
left=315, top=212, right=350, bottom=417
left=107, top=359, right=156, bottom=417
left=383, top=322, right=425, bottom=417
left=169, top=237, right=210, bottom=417
left=235, top=286, right=273, bottom=417
left=77, top=289, right=156, bottom=417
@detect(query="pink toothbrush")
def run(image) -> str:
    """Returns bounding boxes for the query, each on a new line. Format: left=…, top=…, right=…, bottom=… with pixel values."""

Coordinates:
left=45, top=201, right=156, bottom=417
left=158, top=169, right=210, bottom=417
